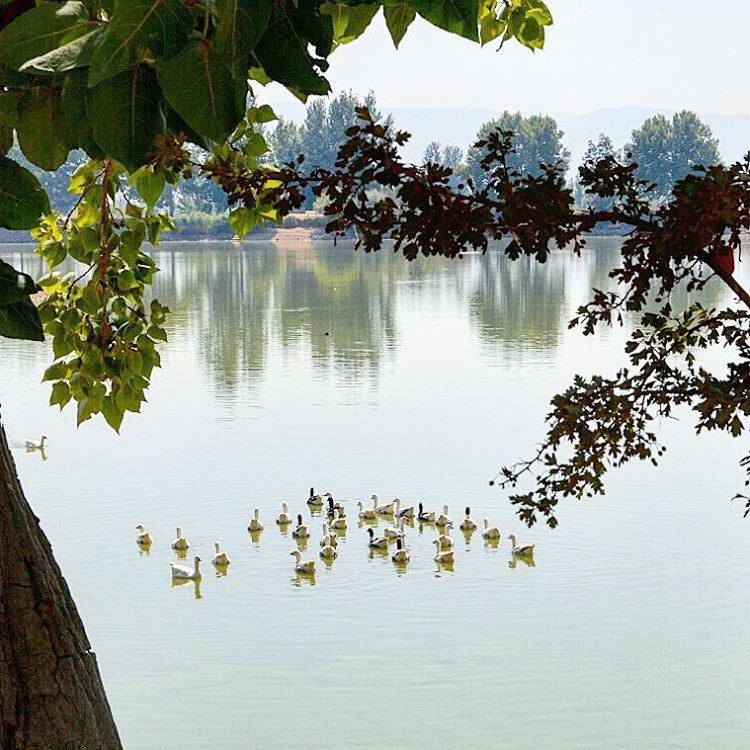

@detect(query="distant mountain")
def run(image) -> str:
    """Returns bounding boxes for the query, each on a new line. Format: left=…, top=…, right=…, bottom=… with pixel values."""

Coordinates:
left=268, top=101, right=750, bottom=171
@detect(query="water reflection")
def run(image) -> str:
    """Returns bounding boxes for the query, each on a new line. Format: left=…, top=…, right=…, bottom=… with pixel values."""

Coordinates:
left=1, top=240, right=735, bottom=395
left=171, top=577, right=203, bottom=599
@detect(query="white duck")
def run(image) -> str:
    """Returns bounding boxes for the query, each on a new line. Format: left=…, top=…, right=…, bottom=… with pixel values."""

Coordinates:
left=135, top=524, right=153, bottom=545
left=437, top=523, right=454, bottom=550
left=331, top=508, right=347, bottom=530
left=393, top=498, right=414, bottom=519
left=383, top=516, right=406, bottom=540
left=366, top=527, right=389, bottom=549
left=248, top=507, right=264, bottom=532
left=460, top=506, right=477, bottom=531
left=371, top=494, right=396, bottom=515
left=391, top=537, right=409, bottom=563
left=276, top=502, right=292, bottom=525
left=212, top=542, right=230, bottom=566
left=171, top=526, right=189, bottom=551
left=435, top=504, right=452, bottom=527
left=319, top=537, right=338, bottom=560
left=508, top=534, right=535, bottom=556
left=170, top=555, right=202, bottom=580
left=482, top=518, right=501, bottom=540
left=290, top=549, right=316, bottom=573
left=25, top=435, right=47, bottom=450
left=417, top=502, right=436, bottom=523
left=319, top=523, right=338, bottom=548
left=292, top=514, right=310, bottom=539
left=432, top=539, right=454, bottom=564
left=357, top=501, right=377, bottom=521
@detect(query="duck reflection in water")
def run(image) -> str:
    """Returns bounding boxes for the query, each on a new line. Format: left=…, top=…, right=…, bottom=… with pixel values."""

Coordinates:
left=291, top=572, right=316, bottom=587
left=171, top=577, right=203, bottom=599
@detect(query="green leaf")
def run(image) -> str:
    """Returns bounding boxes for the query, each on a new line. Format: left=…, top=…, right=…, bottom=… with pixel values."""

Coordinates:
left=50, top=380, right=72, bottom=409
left=0, top=156, right=51, bottom=229
left=227, top=206, right=256, bottom=239
left=17, top=89, right=75, bottom=170
left=322, top=3, right=379, bottom=45
left=88, top=65, right=162, bottom=172
left=61, top=68, right=104, bottom=157
left=254, top=6, right=331, bottom=96
left=43, top=360, right=70, bottom=381
left=411, top=0, right=479, bottom=42
left=0, top=296, right=44, bottom=341
left=0, top=259, right=38, bottom=305
left=0, top=1, right=90, bottom=70
left=384, top=3, right=416, bottom=47
left=214, top=0, right=272, bottom=75
left=134, top=168, right=165, bottom=211
left=88, top=0, right=192, bottom=87
left=156, top=40, right=247, bottom=143
left=21, top=28, right=101, bottom=73
left=117, top=269, right=139, bottom=290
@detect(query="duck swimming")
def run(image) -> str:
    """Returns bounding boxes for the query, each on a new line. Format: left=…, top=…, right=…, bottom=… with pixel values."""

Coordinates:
left=459, top=506, right=477, bottom=531
left=366, top=527, right=389, bottom=549
left=292, top=514, right=310, bottom=539
left=357, top=501, right=377, bottom=521
left=135, top=524, right=152, bottom=545
left=432, top=539, right=454, bottom=564
left=171, top=526, right=189, bottom=551
left=508, top=534, right=535, bottom=557
left=290, top=549, right=315, bottom=573
left=482, top=518, right=501, bottom=540
left=170, top=555, right=202, bottom=580
left=248, top=507, right=264, bottom=532
left=391, top=538, right=409, bottom=563
left=417, top=502, right=436, bottom=523
left=276, top=502, right=292, bottom=525
left=212, top=542, right=230, bottom=566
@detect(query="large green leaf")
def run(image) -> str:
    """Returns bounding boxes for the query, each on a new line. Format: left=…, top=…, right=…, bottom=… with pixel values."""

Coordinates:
left=322, top=2, right=379, bottom=45
left=21, top=28, right=101, bottom=73
left=0, top=259, right=39, bottom=305
left=0, top=156, right=51, bottom=229
left=88, top=65, right=163, bottom=172
left=61, top=68, right=105, bottom=157
left=16, top=89, right=75, bottom=170
left=254, top=6, right=331, bottom=95
left=411, top=0, right=479, bottom=41
left=0, top=296, right=44, bottom=341
left=384, top=3, right=416, bottom=47
left=156, top=41, right=247, bottom=143
left=0, top=1, right=91, bottom=70
left=88, top=0, right=192, bottom=87
left=214, top=0, right=272, bottom=75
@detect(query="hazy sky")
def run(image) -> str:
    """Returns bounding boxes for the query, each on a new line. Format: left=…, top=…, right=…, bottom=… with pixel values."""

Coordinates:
left=266, top=0, right=750, bottom=115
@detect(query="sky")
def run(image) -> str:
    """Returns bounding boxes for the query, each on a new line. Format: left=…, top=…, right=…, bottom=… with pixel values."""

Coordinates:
left=265, top=0, right=750, bottom=116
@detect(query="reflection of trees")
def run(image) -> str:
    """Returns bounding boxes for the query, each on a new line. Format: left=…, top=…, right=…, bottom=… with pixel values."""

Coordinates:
left=2, top=238, right=738, bottom=397
left=150, top=243, right=405, bottom=394
left=467, top=248, right=568, bottom=361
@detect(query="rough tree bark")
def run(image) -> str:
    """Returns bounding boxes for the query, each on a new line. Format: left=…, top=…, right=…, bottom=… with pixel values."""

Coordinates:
left=0, top=413, right=122, bottom=749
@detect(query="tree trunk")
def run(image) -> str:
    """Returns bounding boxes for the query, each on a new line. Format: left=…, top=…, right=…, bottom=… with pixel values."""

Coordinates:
left=0, top=414, right=122, bottom=749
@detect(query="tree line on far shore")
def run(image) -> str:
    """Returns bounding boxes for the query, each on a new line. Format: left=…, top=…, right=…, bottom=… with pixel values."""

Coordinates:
left=7, top=93, right=722, bottom=235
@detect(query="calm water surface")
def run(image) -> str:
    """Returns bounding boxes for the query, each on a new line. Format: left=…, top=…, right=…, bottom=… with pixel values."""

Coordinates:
left=1, top=239, right=748, bottom=749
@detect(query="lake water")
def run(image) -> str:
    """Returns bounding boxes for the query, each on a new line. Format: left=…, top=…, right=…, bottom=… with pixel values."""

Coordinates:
left=1, top=239, right=748, bottom=749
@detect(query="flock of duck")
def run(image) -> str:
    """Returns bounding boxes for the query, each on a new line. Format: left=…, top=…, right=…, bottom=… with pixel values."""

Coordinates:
left=135, top=488, right=536, bottom=583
